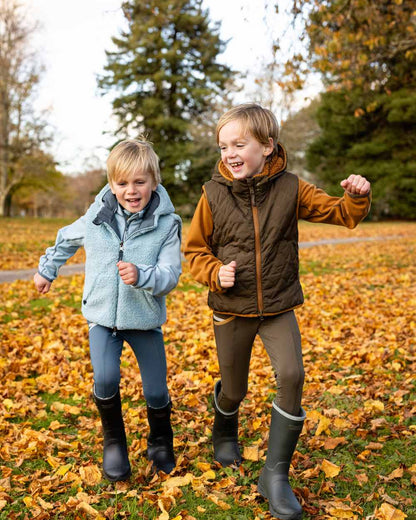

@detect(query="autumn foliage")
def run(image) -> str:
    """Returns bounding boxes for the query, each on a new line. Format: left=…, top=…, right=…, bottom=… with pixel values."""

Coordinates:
left=0, top=220, right=415, bottom=519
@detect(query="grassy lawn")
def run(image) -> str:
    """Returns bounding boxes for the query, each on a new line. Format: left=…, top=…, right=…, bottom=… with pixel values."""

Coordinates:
left=0, top=219, right=414, bottom=519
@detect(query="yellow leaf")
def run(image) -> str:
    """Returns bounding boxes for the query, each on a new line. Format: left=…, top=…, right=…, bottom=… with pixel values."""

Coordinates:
left=375, top=503, right=407, bottom=520
left=315, top=416, right=331, bottom=436
left=243, top=446, right=259, bottom=461
left=76, top=501, right=101, bottom=517
left=201, top=470, right=216, bottom=481
left=252, top=419, right=262, bottom=430
left=49, top=420, right=65, bottom=430
left=333, top=417, right=350, bottom=430
left=327, top=508, right=357, bottom=518
left=196, top=462, right=211, bottom=472
left=23, top=496, right=33, bottom=507
left=79, top=464, right=102, bottom=486
left=364, top=400, right=384, bottom=413
left=162, top=473, right=193, bottom=489
left=47, top=455, right=61, bottom=469
left=56, top=463, right=72, bottom=476
left=321, top=459, right=341, bottom=478
left=51, top=402, right=81, bottom=415
left=208, top=494, right=231, bottom=510
left=357, top=449, right=371, bottom=461
left=3, top=399, right=13, bottom=410
left=157, top=498, right=170, bottom=520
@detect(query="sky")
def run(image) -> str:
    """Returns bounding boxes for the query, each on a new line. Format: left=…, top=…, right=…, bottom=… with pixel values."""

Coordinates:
left=27, top=0, right=307, bottom=174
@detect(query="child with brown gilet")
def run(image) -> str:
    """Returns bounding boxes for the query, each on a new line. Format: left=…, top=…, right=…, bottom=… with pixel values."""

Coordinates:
left=184, top=103, right=371, bottom=520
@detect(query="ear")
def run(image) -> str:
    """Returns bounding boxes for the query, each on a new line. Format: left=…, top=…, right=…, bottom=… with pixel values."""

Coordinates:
left=109, top=182, right=116, bottom=194
left=263, top=137, right=274, bottom=157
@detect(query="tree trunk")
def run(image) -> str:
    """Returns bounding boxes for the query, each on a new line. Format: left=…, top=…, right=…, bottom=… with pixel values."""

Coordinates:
left=0, top=191, right=6, bottom=217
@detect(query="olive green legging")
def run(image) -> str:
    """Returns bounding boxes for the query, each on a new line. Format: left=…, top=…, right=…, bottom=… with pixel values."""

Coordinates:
left=213, top=310, right=304, bottom=417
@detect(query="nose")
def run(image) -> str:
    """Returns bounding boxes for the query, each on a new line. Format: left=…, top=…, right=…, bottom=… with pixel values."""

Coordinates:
left=126, top=183, right=136, bottom=194
left=224, top=147, right=237, bottom=160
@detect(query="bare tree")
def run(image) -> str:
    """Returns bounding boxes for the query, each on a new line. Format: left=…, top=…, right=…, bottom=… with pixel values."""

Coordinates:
left=0, top=0, right=49, bottom=216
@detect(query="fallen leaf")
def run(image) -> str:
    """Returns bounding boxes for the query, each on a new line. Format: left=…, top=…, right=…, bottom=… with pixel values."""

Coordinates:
left=375, top=502, right=407, bottom=520
left=243, top=446, right=259, bottom=461
left=321, top=459, right=341, bottom=478
left=162, top=473, right=194, bottom=489
left=79, top=464, right=102, bottom=486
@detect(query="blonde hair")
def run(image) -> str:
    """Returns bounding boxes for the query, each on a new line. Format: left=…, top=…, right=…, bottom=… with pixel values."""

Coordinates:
left=216, top=103, right=280, bottom=151
left=107, top=138, right=161, bottom=185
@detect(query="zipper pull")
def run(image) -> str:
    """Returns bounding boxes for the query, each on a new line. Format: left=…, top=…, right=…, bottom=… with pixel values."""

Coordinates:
left=118, top=241, right=124, bottom=261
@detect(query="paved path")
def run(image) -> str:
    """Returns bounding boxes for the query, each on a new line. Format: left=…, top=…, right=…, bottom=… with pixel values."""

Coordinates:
left=0, top=235, right=397, bottom=284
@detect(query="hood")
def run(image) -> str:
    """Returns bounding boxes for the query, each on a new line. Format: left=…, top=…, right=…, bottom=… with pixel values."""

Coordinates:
left=212, top=142, right=288, bottom=186
left=92, top=184, right=175, bottom=228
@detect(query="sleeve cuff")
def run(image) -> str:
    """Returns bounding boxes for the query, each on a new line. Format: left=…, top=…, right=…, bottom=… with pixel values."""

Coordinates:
left=38, top=270, right=55, bottom=283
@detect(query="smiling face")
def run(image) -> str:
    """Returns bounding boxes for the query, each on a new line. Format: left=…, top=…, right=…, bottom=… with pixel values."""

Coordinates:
left=218, top=120, right=274, bottom=180
left=110, top=170, right=156, bottom=213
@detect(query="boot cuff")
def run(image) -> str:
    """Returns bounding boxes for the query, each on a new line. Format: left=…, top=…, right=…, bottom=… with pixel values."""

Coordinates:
left=272, top=402, right=306, bottom=421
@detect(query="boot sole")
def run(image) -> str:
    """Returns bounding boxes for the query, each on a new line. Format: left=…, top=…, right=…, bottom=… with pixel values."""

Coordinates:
left=257, top=482, right=303, bottom=520
left=103, top=468, right=131, bottom=482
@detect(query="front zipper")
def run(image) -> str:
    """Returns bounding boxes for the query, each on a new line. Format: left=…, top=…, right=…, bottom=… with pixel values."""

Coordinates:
left=118, top=240, right=124, bottom=261
left=103, top=217, right=152, bottom=328
left=248, top=182, right=264, bottom=317
left=101, top=221, right=127, bottom=328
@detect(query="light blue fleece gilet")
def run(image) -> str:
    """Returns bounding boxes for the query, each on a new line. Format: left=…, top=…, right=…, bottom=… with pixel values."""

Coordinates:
left=81, top=185, right=180, bottom=330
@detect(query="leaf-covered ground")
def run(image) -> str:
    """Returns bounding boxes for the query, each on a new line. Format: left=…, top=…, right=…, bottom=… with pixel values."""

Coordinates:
left=1, top=218, right=415, bottom=271
left=0, top=221, right=415, bottom=519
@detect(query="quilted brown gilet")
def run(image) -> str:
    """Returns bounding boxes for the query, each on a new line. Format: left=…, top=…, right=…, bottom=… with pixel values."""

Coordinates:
left=204, top=162, right=304, bottom=317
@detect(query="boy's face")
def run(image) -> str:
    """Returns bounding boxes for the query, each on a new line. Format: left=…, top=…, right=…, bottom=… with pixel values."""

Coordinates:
left=110, top=170, right=156, bottom=213
left=218, top=120, right=273, bottom=180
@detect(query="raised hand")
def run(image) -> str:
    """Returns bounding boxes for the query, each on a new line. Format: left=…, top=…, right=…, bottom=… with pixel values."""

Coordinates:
left=340, top=174, right=371, bottom=195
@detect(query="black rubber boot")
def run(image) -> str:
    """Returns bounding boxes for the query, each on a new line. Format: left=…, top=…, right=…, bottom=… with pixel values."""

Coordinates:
left=93, top=388, right=131, bottom=482
left=146, top=402, right=175, bottom=474
left=212, top=380, right=242, bottom=467
left=257, top=404, right=306, bottom=520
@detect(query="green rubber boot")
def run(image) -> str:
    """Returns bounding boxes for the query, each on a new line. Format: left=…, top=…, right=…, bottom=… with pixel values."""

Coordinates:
left=212, top=381, right=242, bottom=467
left=258, top=404, right=306, bottom=519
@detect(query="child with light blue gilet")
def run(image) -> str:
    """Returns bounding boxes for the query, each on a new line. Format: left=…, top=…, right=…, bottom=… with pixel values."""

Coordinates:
left=34, top=138, right=182, bottom=481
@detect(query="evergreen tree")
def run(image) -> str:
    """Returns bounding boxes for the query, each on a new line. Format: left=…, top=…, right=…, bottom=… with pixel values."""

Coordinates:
left=306, top=88, right=416, bottom=219
left=279, top=0, right=416, bottom=219
left=98, top=0, right=234, bottom=206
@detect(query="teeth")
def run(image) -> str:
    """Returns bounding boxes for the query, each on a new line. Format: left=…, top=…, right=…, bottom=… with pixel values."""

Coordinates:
left=230, top=162, right=243, bottom=167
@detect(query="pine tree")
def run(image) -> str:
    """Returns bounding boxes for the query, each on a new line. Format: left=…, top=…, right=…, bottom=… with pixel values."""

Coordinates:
left=98, top=0, right=234, bottom=206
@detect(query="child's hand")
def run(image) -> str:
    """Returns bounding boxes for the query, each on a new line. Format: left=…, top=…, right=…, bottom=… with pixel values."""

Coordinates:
left=340, top=174, right=371, bottom=195
left=117, top=261, right=138, bottom=286
left=34, top=273, right=52, bottom=294
left=218, top=261, right=236, bottom=288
